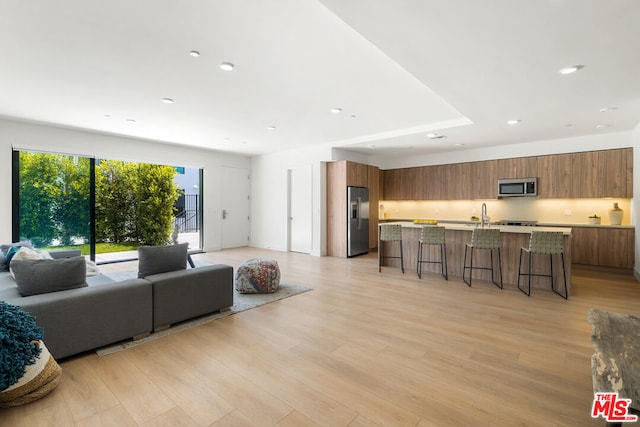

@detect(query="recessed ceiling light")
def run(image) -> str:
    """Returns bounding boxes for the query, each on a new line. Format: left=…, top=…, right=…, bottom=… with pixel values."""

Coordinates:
left=599, top=106, right=618, bottom=112
left=559, top=64, right=584, bottom=74
left=104, top=114, right=111, bottom=118
left=330, top=107, right=342, bottom=114
left=427, top=132, right=446, bottom=139
left=507, top=119, right=521, bottom=125
left=367, top=144, right=376, bottom=148
left=267, top=126, right=276, bottom=131
left=161, top=98, right=174, bottom=104
left=126, top=119, right=136, bottom=123
left=596, top=124, right=611, bottom=129
left=455, top=143, right=465, bottom=147
left=189, top=50, right=200, bottom=57
left=224, top=137, right=231, bottom=142
left=220, top=62, right=234, bottom=71
left=351, top=114, right=357, bottom=118
left=564, top=123, right=573, bottom=127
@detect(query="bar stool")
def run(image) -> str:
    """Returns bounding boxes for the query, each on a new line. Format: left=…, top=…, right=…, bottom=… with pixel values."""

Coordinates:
left=517, top=231, right=568, bottom=299
left=378, top=224, right=404, bottom=273
left=463, top=228, right=502, bottom=289
left=417, top=226, right=447, bottom=280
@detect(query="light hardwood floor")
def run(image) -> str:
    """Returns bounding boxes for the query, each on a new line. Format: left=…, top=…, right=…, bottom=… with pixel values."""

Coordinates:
left=2, top=247, right=639, bottom=426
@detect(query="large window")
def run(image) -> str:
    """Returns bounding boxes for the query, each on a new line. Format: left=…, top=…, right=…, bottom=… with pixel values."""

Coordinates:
left=12, top=150, right=203, bottom=263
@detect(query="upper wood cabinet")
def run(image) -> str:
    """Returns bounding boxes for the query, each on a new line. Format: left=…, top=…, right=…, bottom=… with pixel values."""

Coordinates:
left=380, top=148, right=632, bottom=200
left=497, top=156, right=538, bottom=179
left=537, top=153, right=572, bottom=198
left=571, top=148, right=632, bottom=198
left=471, top=160, right=498, bottom=199
left=346, top=161, right=368, bottom=187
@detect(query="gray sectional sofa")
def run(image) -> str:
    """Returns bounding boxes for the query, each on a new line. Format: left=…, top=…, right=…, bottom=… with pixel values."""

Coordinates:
left=0, top=244, right=233, bottom=359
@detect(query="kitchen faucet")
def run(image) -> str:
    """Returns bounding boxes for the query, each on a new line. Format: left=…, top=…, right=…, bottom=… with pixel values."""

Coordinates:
left=481, top=203, right=488, bottom=228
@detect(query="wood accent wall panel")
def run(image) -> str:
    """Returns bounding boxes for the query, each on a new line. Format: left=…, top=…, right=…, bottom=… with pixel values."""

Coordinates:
left=368, top=165, right=379, bottom=249
left=326, top=161, right=347, bottom=257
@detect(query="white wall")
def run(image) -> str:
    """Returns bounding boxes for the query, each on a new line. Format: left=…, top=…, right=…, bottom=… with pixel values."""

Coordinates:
left=370, top=131, right=634, bottom=169
left=0, top=118, right=250, bottom=251
left=250, top=144, right=332, bottom=256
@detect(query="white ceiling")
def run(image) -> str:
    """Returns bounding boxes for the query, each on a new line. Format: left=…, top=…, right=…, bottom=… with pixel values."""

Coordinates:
left=1, top=0, right=639, bottom=157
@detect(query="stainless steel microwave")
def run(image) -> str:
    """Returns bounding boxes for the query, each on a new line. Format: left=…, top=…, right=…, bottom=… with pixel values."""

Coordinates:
left=497, top=178, right=537, bottom=197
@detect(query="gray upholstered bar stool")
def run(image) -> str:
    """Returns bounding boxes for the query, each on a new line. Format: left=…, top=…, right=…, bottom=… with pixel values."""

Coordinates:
left=517, top=231, right=568, bottom=299
left=378, top=224, right=404, bottom=273
left=417, top=226, right=447, bottom=280
left=463, top=227, right=502, bottom=288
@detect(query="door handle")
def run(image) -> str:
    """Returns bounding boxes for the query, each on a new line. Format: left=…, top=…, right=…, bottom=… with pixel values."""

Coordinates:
left=222, top=209, right=227, bottom=219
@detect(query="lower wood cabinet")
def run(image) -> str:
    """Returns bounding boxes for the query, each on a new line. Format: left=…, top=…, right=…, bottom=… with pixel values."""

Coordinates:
left=571, top=227, right=634, bottom=269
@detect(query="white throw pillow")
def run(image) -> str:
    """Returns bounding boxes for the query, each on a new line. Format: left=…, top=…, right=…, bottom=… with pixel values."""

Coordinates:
left=9, top=247, right=53, bottom=279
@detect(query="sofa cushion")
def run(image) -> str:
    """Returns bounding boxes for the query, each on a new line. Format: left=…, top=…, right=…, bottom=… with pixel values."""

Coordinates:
left=11, top=257, right=87, bottom=297
left=137, top=243, right=188, bottom=278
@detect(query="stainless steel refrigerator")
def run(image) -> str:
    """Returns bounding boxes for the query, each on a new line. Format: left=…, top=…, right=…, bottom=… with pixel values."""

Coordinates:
left=347, top=186, right=369, bottom=257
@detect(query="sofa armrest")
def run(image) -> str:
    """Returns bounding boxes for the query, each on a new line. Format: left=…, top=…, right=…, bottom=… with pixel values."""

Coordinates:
left=48, top=249, right=82, bottom=259
left=147, top=264, right=233, bottom=330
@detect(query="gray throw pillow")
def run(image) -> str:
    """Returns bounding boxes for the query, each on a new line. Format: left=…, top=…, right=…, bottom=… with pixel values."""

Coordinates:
left=137, top=243, right=188, bottom=278
left=11, top=256, right=88, bottom=297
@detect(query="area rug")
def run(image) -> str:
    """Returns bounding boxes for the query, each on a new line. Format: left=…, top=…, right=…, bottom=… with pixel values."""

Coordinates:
left=95, top=275, right=312, bottom=356
left=588, top=308, right=640, bottom=411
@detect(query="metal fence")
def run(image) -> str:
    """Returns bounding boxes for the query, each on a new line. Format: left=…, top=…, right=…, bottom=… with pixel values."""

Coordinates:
left=174, top=194, right=200, bottom=232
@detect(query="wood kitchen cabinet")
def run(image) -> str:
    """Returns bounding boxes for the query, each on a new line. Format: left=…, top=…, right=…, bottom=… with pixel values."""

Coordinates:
left=537, top=153, right=572, bottom=198
left=571, top=227, right=634, bottom=269
left=382, top=168, right=401, bottom=200
left=471, top=160, right=498, bottom=199
left=571, top=148, right=633, bottom=198
left=346, top=161, right=368, bottom=187
left=497, top=156, right=538, bottom=179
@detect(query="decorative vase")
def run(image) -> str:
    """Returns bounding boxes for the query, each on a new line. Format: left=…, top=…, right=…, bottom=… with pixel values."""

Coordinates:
left=609, top=202, right=623, bottom=225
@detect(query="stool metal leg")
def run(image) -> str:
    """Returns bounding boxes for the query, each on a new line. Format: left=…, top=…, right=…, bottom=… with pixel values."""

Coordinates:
left=527, top=251, right=532, bottom=296
left=517, top=248, right=528, bottom=295
left=462, top=245, right=473, bottom=287
left=378, top=235, right=382, bottom=273
left=552, top=253, right=568, bottom=299
left=441, top=243, right=448, bottom=280
left=417, top=242, right=422, bottom=279
left=399, top=240, right=404, bottom=274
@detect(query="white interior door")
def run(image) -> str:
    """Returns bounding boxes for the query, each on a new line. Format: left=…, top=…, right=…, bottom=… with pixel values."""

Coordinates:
left=221, top=167, right=250, bottom=248
left=289, top=166, right=312, bottom=253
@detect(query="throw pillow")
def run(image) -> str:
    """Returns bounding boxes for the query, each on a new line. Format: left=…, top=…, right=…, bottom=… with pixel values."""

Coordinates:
left=5, top=246, right=22, bottom=265
left=137, top=243, right=188, bottom=278
left=0, top=240, right=33, bottom=272
left=11, top=257, right=87, bottom=297
left=9, top=247, right=53, bottom=279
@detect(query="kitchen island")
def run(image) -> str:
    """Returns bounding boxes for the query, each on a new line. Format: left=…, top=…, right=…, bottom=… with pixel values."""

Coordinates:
left=379, top=222, right=573, bottom=295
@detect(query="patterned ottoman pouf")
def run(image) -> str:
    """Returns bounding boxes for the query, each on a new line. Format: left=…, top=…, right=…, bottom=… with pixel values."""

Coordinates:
left=235, top=258, right=281, bottom=293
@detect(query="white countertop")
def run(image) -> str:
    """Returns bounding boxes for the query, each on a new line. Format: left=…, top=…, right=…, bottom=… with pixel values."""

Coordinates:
left=381, top=221, right=572, bottom=235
